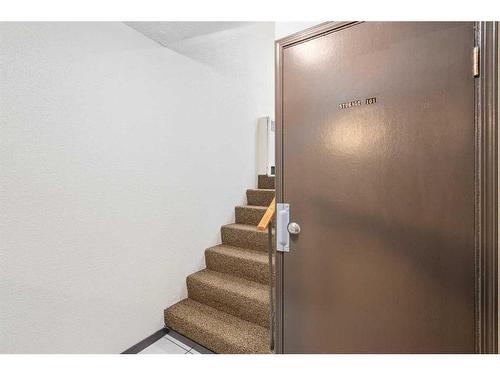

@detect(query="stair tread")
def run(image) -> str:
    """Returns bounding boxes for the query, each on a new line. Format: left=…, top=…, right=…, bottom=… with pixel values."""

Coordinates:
left=187, top=269, right=269, bottom=327
left=206, top=244, right=268, bottom=265
left=205, top=244, right=269, bottom=284
left=188, top=269, right=268, bottom=301
left=164, top=298, right=270, bottom=354
left=221, top=223, right=274, bottom=252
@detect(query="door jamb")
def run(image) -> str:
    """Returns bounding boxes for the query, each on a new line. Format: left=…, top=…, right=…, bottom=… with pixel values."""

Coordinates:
left=475, top=21, right=498, bottom=354
left=274, top=21, right=498, bottom=354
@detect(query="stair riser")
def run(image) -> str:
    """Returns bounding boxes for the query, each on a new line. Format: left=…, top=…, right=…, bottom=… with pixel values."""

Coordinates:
left=187, top=277, right=269, bottom=328
left=246, top=189, right=275, bottom=206
left=205, top=249, right=269, bottom=284
left=235, top=206, right=275, bottom=226
left=235, top=206, right=264, bottom=226
left=221, top=226, right=273, bottom=252
left=258, top=175, right=275, bottom=189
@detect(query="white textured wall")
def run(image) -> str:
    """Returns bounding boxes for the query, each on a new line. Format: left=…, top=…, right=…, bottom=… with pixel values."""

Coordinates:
left=0, top=22, right=274, bottom=353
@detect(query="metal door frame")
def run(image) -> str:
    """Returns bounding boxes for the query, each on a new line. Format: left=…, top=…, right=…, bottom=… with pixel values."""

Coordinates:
left=274, top=21, right=498, bottom=354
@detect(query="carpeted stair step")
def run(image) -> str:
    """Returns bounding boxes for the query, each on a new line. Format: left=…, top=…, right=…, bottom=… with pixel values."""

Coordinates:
left=187, top=269, right=269, bottom=328
left=221, top=223, right=273, bottom=252
left=235, top=205, right=266, bottom=226
left=246, top=188, right=275, bottom=206
left=235, top=205, right=275, bottom=227
left=258, top=174, right=275, bottom=189
left=164, top=298, right=270, bottom=354
left=205, top=244, right=269, bottom=284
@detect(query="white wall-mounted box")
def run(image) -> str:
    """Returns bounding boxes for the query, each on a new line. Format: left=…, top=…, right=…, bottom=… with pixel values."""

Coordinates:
left=257, top=116, right=275, bottom=177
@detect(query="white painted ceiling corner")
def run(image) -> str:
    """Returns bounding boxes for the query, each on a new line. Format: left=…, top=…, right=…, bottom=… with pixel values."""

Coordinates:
left=123, top=22, right=255, bottom=47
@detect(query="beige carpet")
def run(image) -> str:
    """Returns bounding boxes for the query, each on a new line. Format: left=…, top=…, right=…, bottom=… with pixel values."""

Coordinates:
left=164, top=175, right=275, bottom=354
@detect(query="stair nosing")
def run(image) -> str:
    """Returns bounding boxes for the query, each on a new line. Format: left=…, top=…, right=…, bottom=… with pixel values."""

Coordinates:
left=221, top=222, right=274, bottom=232
left=188, top=268, right=268, bottom=291
left=205, top=247, right=268, bottom=269
left=235, top=204, right=267, bottom=209
left=206, top=244, right=268, bottom=258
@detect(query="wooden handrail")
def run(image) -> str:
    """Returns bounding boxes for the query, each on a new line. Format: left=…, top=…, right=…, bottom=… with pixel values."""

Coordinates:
left=257, top=197, right=275, bottom=231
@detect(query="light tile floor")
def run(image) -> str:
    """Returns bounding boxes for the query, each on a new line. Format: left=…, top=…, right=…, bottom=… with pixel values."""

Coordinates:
left=139, top=331, right=214, bottom=354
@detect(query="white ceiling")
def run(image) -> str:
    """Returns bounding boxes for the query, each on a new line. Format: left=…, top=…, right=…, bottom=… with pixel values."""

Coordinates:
left=124, top=22, right=254, bottom=46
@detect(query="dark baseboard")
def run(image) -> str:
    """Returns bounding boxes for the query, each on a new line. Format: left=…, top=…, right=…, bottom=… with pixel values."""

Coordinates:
left=121, top=328, right=169, bottom=354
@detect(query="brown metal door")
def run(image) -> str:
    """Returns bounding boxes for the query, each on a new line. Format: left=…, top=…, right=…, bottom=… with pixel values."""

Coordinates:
left=279, top=22, right=476, bottom=353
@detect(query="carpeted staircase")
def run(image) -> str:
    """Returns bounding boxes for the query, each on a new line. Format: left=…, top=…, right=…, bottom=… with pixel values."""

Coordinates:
left=164, top=175, right=275, bottom=354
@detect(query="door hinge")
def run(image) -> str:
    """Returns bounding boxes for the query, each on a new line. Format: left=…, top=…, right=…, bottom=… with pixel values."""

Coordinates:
left=473, top=46, right=480, bottom=77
